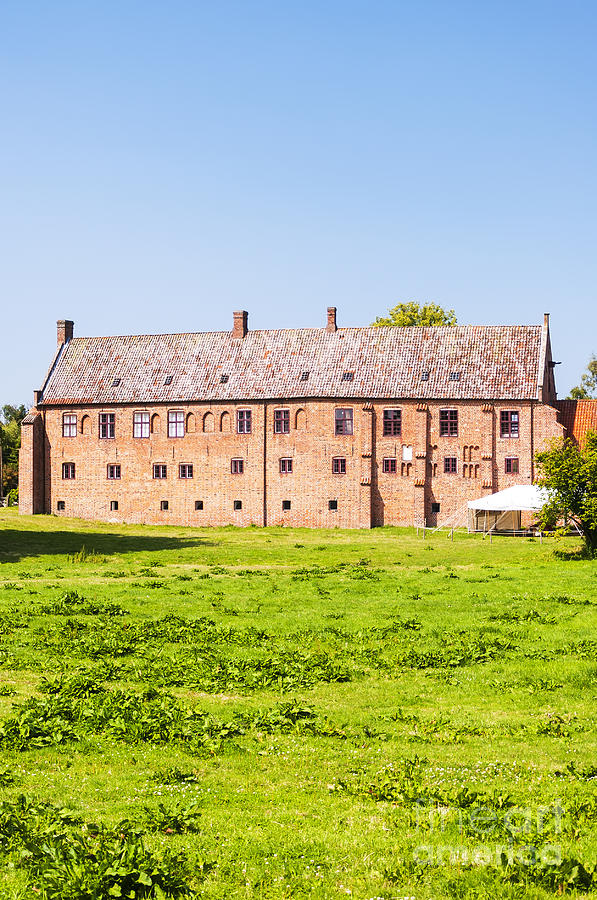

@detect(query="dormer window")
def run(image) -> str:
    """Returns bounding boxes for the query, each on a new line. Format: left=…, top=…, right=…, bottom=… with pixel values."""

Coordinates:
left=449, top=372, right=461, bottom=382
left=341, top=371, right=354, bottom=382
left=421, top=371, right=430, bottom=381
left=300, top=371, right=309, bottom=381
left=112, top=378, right=121, bottom=387
left=164, top=375, right=173, bottom=385
left=220, top=374, right=229, bottom=384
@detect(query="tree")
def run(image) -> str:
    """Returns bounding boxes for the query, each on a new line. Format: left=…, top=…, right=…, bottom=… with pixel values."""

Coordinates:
left=535, top=431, right=597, bottom=555
left=569, top=356, right=597, bottom=399
left=1, top=404, right=27, bottom=497
left=371, top=301, right=457, bottom=327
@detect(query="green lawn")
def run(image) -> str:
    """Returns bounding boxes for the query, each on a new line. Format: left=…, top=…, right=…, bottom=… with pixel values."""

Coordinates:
left=0, top=508, right=596, bottom=899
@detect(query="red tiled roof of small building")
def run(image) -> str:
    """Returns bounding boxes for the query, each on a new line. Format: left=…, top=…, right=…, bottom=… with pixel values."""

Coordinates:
left=556, top=399, right=597, bottom=446
left=39, top=324, right=546, bottom=405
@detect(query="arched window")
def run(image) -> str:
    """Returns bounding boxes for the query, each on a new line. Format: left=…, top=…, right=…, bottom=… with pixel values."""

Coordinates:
left=80, top=414, right=91, bottom=435
left=186, top=413, right=196, bottom=433
left=203, top=412, right=214, bottom=433
left=295, top=408, right=306, bottom=430
left=220, top=411, right=230, bottom=432
left=151, top=413, right=161, bottom=434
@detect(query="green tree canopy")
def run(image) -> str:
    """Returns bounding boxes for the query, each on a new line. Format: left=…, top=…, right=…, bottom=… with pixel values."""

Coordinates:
left=535, top=431, right=597, bottom=555
left=569, top=355, right=597, bottom=399
left=1, top=403, right=27, bottom=496
left=371, top=301, right=457, bottom=328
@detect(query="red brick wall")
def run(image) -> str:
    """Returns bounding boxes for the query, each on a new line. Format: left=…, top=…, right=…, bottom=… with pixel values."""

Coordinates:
left=21, top=397, right=564, bottom=528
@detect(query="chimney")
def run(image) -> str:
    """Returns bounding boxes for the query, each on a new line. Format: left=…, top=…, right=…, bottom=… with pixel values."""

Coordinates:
left=232, top=310, right=248, bottom=339
left=544, top=313, right=550, bottom=328
left=57, top=319, right=74, bottom=345
left=33, top=390, right=43, bottom=406
left=326, top=306, right=337, bottom=332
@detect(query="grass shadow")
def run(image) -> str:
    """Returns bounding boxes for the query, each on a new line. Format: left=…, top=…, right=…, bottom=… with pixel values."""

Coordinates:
left=0, top=529, right=212, bottom=561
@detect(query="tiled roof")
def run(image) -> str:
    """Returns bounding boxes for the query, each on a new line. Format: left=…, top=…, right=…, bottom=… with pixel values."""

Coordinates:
left=556, top=400, right=597, bottom=446
left=40, top=325, right=545, bottom=405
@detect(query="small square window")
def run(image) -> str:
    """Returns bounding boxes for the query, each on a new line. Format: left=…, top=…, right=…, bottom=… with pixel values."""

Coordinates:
left=382, top=458, right=397, bottom=474
left=57, top=500, right=66, bottom=511
left=332, top=457, right=346, bottom=474
left=444, top=456, right=457, bottom=474
left=179, top=464, right=193, bottom=479
left=62, top=462, right=76, bottom=480
left=160, top=500, right=169, bottom=511
left=279, top=458, right=293, bottom=474
left=195, top=500, right=204, bottom=510
left=421, top=371, right=430, bottom=381
left=328, top=499, right=338, bottom=511
left=220, top=374, right=229, bottom=383
left=153, top=464, right=167, bottom=479
left=110, top=500, right=119, bottom=511
left=341, top=371, right=354, bottom=382
left=449, top=372, right=461, bottom=381
left=112, top=377, right=121, bottom=387
left=505, top=457, right=519, bottom=474
left=431, top=502, right=440, bottom=513
left=231, top=458, right=244, bottom=474
left=164, top=375, right=173, bottom=385
left=233, top=500, right=242, bottom=511
left=107, top=464, right=121, bottom=480
left=300, top=371, right=309, bottom=381
left=282, top=500, right=291, bottom=511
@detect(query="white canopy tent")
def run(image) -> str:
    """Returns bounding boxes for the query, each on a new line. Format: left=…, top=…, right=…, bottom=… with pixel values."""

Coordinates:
left=467, top=485, right=549, bottom=533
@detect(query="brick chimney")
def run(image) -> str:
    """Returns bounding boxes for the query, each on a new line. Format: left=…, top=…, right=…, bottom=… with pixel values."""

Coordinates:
left=232, top=310, right=248, bottom=339
left=544, top=313, right=550, bottom=328
left=326, top=307, right=337, bottom=332
left=57, top=319, right=74, bottom=346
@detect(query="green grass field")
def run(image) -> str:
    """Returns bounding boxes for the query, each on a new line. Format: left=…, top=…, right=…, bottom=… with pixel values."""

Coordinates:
left=0, top=508, right=596, bottom=899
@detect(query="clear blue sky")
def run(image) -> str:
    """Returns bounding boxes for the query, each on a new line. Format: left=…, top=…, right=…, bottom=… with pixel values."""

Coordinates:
left=1, top=0, right=595, bottom=404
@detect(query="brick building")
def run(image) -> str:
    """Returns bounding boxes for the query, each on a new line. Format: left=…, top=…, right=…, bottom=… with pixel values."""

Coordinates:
left=19, top=310, right=566, bottom=528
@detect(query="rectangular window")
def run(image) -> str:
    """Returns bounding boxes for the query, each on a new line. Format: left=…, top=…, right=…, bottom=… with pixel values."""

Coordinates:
left=274, top=409, right=290, bottom=433
left=431, top=502, right=440, bottom=513
left=439, top=409, right=458, bottom=437
left=133, top=411, right=150, bottom=438
left=107, top=464, right=121, bottom=480
left=160, top=500, right=169, bottom=511
left=328, top=499, right=338, bottom=511
left=179, top=464, right=193, bottom=479
left=57, top=500, right=65, bottom=511
left=335, top=408, right=353, bottom=435
left=500, top=410, right=519, bottom=438
left=332, top=457, right=346, bottom=474
left=279, top=458, right=293, bottom=474
left=195, top=500, right=204, bottom=510
left=383, top=409, right=402, bottom=436
left=62, top=462, right=75, bottom=480
left=233, top=499, right=242, bottom=511
left=168, top=410, right=185, bottom=438
left=282, top=500, right=291, bottom=511
left=99, top=413, right=115, bottom=439
left=505, top=457, right=520, bottom=474
left=153, top=464, right=167, bottom=479
left=382, top=458, right=397, bottom=474
left=231, top=458, right=244, bottom=474
left=110, top=500, right=119, bottom=511
left=444, top=456, right=457, bottom=474
left=237, top=409, right=252, bottom=434
left=62, top=414, right=77, bottom=437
